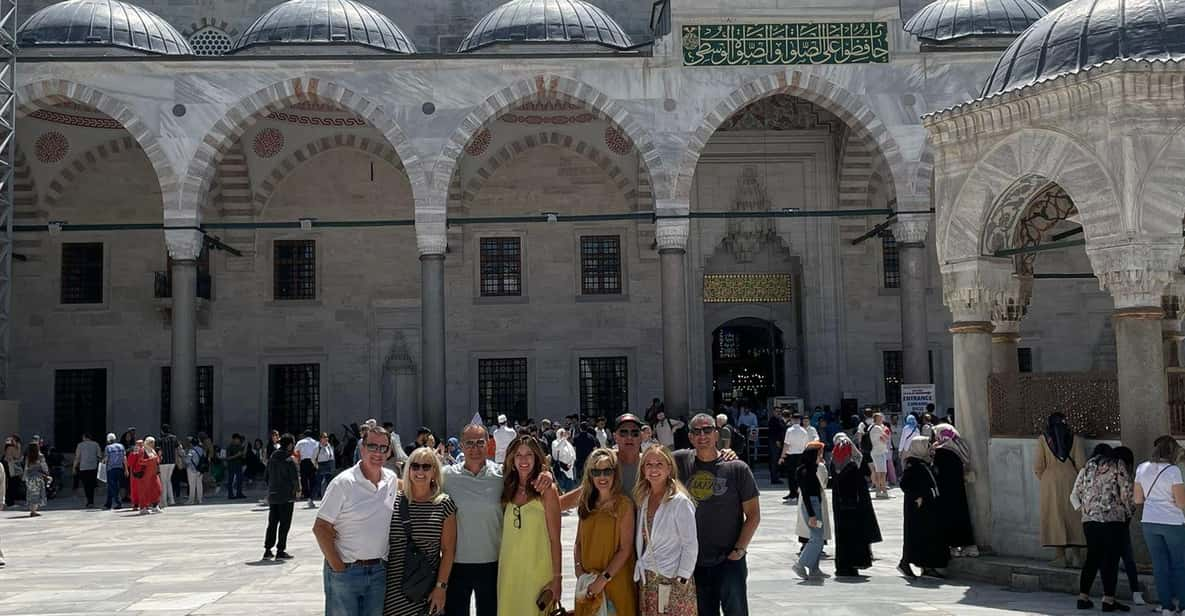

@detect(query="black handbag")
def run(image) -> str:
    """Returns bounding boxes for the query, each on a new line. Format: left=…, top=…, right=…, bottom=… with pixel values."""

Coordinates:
left=399, top=493, right=438, bottom=604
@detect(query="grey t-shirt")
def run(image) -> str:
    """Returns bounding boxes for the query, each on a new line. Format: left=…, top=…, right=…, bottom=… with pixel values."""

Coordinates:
left=674, top=450, right=759, bottom=567
left=75, top=440, right=101, bottom=471
left=441, top=460, right=505, bottom=564
left=621, top=460, right=638, bottom=494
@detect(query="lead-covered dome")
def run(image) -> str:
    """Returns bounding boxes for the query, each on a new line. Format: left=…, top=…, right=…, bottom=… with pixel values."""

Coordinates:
left=234, top=0, right=416, bottom=53
left=458, top=0, right=633, bottom=53
left=904, top=0, right=1048, bottom=43
left=18, top=0, right=191, bottom=55
left=983, top=0, right=1185, bottom=97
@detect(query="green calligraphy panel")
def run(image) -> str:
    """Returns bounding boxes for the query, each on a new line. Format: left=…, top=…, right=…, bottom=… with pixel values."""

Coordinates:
left=682, top=22, right=889, bottom=67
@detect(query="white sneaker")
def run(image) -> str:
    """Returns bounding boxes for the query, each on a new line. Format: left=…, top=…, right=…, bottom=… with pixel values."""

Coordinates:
left=791, top=563, right=809, bottom=580
left=1132, top=591, right=1144, bottom=605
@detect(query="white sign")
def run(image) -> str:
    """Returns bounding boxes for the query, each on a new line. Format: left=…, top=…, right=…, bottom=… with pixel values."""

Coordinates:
left=901, top=384, right=935, bottom=416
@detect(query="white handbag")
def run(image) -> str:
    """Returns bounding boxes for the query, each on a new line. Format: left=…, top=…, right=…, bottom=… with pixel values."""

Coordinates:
left=97, top=461, right=107, bottom=481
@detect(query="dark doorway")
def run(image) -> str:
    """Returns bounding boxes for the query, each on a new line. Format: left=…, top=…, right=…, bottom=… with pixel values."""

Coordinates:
left=712, top=318, right=785, bottom=409
left=54, top=368, right=107, bottom=451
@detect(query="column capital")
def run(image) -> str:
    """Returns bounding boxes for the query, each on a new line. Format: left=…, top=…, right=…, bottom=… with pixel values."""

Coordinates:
left=164, top=228, right=204, bottom=261
left=892, top=212, right=930, bottom=245
left=940, top=257, right=1015, bottom=323
left=1087, top=240, right=1182, bottom=309
left=656, top=217, right=689, bottom=252
left=655, top=199, right=690, bottom=216
left=417, top=234, right=447, bottom=257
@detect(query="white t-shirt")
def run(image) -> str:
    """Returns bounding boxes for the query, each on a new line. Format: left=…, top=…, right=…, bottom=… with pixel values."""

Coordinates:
left=783, top=424, right=809, bottom=455
left=295, top=437, right=319, bottom=461
left=1136, top=461, right=1185, bottom=525
left=870, top=424, right=890, bottom=455
left=316, top=462, right=399, bottom=562
left=492, top=426, right=516, bottom=464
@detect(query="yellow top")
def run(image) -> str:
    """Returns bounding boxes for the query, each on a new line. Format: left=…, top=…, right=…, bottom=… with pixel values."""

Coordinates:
left=497, top=498, right=553, bottom=616
left=576, top=495, right=638, bottom=616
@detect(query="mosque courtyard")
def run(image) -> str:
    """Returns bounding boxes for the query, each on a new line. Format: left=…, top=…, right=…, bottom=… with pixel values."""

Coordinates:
left=1, top=477, right=1097, bottom=616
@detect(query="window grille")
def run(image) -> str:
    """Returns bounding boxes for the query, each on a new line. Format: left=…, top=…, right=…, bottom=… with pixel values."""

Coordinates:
left=268, top=363, right=320, bottom=435
left=188, top=27, right=233, bottom=56
left=160, top=366, right=216, bottom=436
left=579, top=356, right=629, bottom=420
left=61, top=243, right=103, bottom=304
left=479, top=237, right=522, bottom=296
left=54, top=369, right=106, bottom=450
left=478, top=358, right=529, bottom=423
left=882, top=233, right=900, bottom=289
left=274, top=240, right=316, bottom=300
left=580, top=235, right=622, bottom=295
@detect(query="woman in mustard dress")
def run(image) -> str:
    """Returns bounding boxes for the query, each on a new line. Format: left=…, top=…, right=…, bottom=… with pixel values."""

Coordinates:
left=498, top=435, right=562, bottom=616
left=574, top=448, right=638, bottom=616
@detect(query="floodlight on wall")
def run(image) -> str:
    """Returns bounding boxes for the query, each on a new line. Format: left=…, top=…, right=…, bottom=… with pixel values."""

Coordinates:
left=299, top=217, right=316, bottom=231
left=47, top=220, right=65, bottom=234
left=543, top=212, right=559, bottom=223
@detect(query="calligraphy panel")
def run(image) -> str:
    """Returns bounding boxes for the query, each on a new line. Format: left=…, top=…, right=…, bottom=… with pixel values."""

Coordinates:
left=703, top=273, right=793, bottom=303
left=682, top=22, right=890, bottom=66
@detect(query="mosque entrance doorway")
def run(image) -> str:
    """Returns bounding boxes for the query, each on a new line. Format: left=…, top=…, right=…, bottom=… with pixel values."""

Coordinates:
left=711, top=317, right=785, bottom=410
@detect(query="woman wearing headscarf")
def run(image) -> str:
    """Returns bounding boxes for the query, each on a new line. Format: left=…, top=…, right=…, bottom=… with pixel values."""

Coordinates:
left=898, top=415, right=920, bottom=452
left=1071, top=444, right=1135, bottom=612
left=898, top=436, right=947, bottom=580
left=792, top=443, right=827, bottom=580
left=931, top=423, right=978, bottom=558
left=1035, top=412, right=1086, bottom=568
left=831, top=433, right=881, bottom=577
left=795, top=441, right=831, bottom=556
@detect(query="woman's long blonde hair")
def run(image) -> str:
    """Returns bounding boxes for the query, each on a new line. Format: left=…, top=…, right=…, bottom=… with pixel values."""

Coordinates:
left=632, top=444, right=689, bottom=506
left=578, top=448, right=623, bottom=519
left=404, top=446, right=445, bottom=503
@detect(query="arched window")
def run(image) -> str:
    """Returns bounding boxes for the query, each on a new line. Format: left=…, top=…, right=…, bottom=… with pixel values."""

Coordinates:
left=188, top=27, right=233, bottom=56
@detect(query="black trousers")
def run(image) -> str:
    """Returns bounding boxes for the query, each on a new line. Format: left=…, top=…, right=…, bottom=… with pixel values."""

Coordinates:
left=445, top=561, right=498, bottom=616
left=299, top=459, right=316, bottom=500
left=78, top=469, right=98, bottom=505
left=265, top=502, right=294, bottom=552
left=1080, top=521, right=1125, bottom=597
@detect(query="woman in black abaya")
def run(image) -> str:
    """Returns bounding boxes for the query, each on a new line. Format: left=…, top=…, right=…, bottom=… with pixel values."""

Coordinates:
left=932, top=423, right=978, bottom=557
left=831, top=433, right=881, bottom=577
left=898, top=436, right=948, bottom=580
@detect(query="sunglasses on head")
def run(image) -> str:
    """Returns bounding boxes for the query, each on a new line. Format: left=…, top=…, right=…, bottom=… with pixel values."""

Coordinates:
left=364, top=443, right=390, bottom=453
left=589, top=467, right=615, bottom=478
left=408, top=462, right=433, bottom=472
left=689, top=426, right=717, bottom=436
left=616, top=429, right=640, bottom=437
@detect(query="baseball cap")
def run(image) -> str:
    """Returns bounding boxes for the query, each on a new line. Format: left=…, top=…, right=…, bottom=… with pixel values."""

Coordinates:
left=615, top=413, right=642, bottom=429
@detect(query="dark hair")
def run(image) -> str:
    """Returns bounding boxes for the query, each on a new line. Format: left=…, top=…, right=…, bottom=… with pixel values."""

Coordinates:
left=501, top=435, right=548, bottom=506
left=25, top=442, right=40, bottom=465
left=280, top=434, right=295, bottom=450
left=1113, top=446, right=1134, bottom=473
left=304, top=429, right=314, bottom=438
left=364, top=426, right=392, bottom=447
left=161, top=424, right=171, bottom=434
left=1089, top=443, right=1113, bottom=461
left=1151, top=435, right=1183, bottom=464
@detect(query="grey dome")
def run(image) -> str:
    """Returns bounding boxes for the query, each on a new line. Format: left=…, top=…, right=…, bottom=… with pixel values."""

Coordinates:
left=18, top=0, right=191, bottom=55
left=904, top=0, right=1048, bottom=42
left=984, top=0, right=1185, bottom=97
left=234, top=0, right=416, bottom=53
left=459, top=0, right=633, bottom=52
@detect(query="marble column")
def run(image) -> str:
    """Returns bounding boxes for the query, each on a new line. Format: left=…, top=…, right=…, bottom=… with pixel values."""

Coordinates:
left=991, top=275, right=1032, bottom=375
left=420, top=253, right=446, bottom=437
left=165, top=229, right=203, bottom=439
left=893, top=213, right=931, bottom=385
left=657, top=216, right=690, bottom=417
left=942, top=258, right=1014, bottom=551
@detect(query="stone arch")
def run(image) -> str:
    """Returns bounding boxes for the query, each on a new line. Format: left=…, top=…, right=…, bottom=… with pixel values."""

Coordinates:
left=17, top=80, right=176, bottom=205
left=253, top=133, right=408, bottom=211
left=673, top=70, right=911, bottom=205
left=940, top=128, right=1121, bottom=264
left=43, top=136, right=141, bottom=207
left=451, top=131, right=639, bottom=208
left=1137, top=123, right=1185, bottom=239
left=432, top=74, right=667, bottom=211
left=181, top=78, right=427, bottom=225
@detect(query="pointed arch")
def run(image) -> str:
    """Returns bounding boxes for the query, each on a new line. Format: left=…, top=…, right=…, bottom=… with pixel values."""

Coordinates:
left=43, top=136, right=142, bottom=207
left=252, top=132, right=408, bottom=211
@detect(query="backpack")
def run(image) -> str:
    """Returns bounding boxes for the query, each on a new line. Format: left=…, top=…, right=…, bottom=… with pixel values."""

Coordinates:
left=197, top=454, right=210, bottom=474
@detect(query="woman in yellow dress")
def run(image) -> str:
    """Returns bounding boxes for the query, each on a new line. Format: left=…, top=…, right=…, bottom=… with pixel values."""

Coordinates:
left=498, top=435, right=562, bottom=616
left=574, top=448, right=638, bottom=616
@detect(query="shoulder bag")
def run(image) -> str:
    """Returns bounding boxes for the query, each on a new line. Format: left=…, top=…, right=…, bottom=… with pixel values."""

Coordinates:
left=399, top=493, right=437, bottom=604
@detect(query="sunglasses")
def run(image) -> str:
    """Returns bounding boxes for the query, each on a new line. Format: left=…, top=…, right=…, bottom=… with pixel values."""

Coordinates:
left=689, top=426, right=717, bottom=436
left=616, top=429, right=641, bottom=438
left=408, top=462, right=433, bottom=472
left=363, top=443, right=390, bottom=453
left=513, top=504, right=523, bottom=529
left=462, top=439, right=487, bottom=448
left=589, top=468, right=616, bottom=478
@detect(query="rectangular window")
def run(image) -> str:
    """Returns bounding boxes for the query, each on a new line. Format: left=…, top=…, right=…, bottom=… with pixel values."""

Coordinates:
left=1018, top=347, right=1034, bottom=373
left=478, top=358, right=529, bottom=424
left=53, top=368, right=106, bottom=451
left=883, top=350, right=935, bottom=405
left=479, top=237, right=522, bottom=297
left=580, top=235, right=622, bottom=295
left=268, top=363, right=320, bottom=435
left=579, top=356, right=629, bottom=420
left=160, top=366, right=216, bottom=437
left=273, top=240, right=316, bottom=300
left=882, top=233, right=900, bottom=289
left=61, top=242, right=104, bottom=304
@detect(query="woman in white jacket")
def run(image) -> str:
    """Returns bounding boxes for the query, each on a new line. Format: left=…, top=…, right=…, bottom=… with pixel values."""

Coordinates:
left=551, top=428, right=577, bottom=492
left=634, top=444, right=698, bottom=616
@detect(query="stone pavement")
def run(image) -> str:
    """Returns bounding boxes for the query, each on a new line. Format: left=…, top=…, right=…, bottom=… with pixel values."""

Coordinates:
left=0, top=474, right=1097, bottom=615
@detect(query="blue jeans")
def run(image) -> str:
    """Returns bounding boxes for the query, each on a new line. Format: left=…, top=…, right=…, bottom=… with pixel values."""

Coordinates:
left=694, top=556, right=748, bottom=616
left=226, top=465, right=244, bottom=498
left=1144, top=522, right=1185, bottom=610
left=797, top=496, right=825, bottom=572
left=105, top=467, right=123, bottom=508
left=316, top=467, right=334, bottom=499
left=324, top=560, right=386, bottom=616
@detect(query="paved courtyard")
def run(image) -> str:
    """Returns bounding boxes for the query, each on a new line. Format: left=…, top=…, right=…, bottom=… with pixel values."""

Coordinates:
left=1, top=473, right=1090, bottom=615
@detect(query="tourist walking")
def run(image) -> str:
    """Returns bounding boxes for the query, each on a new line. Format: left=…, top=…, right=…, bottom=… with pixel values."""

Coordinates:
left=653, top=410, right=685, bottom=450
left=780, top=412, right=808, bottom=503
left=931, top=423, right=978, bottom=557
left=383, top=447, right=457, bottom=616
left=127, top=439, right=143, bottom=510
left=792, top=444, right=826, bottom=580
left=573, top=422, right=598, bottom=482
left=185, top=436, right=205, bottom=505
left=675, top=413, right=760, bottom=616
left=224, top=433, right=247, bottom=500
left=492, top=415, right=516, bottom=464
left=315, top=426, right=399, bottom=616
left=497, top=435, right=562, bottom=616
left=315, top=432, right=336, bottom=498
left=157, top=425, right=180, bottom=508
left=1071, top=444, right=1134, bottom=612
left=1035, top=412, right=1086, bottom=567
left=795, top=441, right=831, bottom=557
left=868, top=413, right=891, bottom=498
left=574, top=448, right=637, bottom=616
left=295, top=430, right=319, bottom=507
left=552, top=428, right=577, bottom=492
left=1135, top=435, right=1185, bottom=616
left=102, top=433, right=125, bottom=510
left=898, top=436, right=948, bottom=580
left=22, top=443, right=49, bottom=517
left=831, top=434, right=880, bottom=577
left=634, top=444, right=697, bottom=616
left=72, top=432, right=101, bottom=508
left=766, top=410, right=787, bottom=486
left=263, top=434, right=299, bottom=560
left=131, top=437, right=162, bottom=513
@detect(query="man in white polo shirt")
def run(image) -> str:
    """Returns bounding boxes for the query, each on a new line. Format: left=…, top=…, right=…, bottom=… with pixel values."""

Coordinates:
left=313, top=426, right=398, bottom=616
left=295, top=430, right=320, bottom=508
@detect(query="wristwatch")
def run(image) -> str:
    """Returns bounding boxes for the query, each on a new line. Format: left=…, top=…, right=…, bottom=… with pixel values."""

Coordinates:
left=602, top=571, right=612, bottom=581
left=435, top=581, right=448, bottom=590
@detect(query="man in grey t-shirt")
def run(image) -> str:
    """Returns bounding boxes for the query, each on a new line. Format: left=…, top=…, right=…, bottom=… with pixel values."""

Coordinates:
left=73, top=433, right=102, bottom=508
left=674, top=413, right=760, bottom=616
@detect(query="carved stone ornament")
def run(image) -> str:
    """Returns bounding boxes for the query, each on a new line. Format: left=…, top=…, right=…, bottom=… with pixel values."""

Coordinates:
left=385, top=334, right=416, bottom=375
left=417, top=233, right=448, bottom=257
left=940, top=258, right=1015, bottom=323
left=656, top=218, right=690, bottom=251
left=892, top=212, right=929, bottom=245
left=991, top=274, right=1033, bottom=325
left=723, top=166, right=777, bottom=262
left=165, top=228, right=204, bottom=261
left=1087, top=241, right=1182, bottom=309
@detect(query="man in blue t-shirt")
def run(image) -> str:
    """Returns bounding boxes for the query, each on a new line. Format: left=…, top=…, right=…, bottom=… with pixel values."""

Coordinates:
left=101, top=433, right=126, bottom=510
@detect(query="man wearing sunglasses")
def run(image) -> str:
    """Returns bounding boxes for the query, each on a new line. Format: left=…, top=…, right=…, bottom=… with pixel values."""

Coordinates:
left=674, top=413, right=760, bottom=616
left=313, top=426, right=399, bottom=616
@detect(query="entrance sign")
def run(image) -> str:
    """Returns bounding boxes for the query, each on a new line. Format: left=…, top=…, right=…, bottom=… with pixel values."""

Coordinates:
left=703, top=273, right=792, bottom=303
left=682, top=23, right=890, bottom=67
left=901, top=384, right=935, bottom=416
